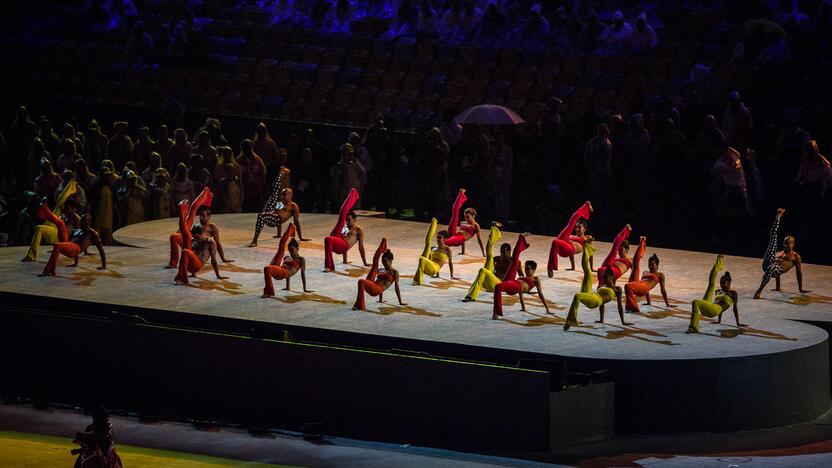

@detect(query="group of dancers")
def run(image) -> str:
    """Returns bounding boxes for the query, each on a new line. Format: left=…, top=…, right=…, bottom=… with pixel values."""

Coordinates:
left=28, top=167, right=809, bottom=334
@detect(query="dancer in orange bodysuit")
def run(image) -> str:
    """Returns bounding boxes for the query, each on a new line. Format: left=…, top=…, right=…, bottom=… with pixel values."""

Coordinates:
left=353, top=238, right=406, bottom=310
left=166, top=186, right=213, bottom=268
left=262, top=223, right=311, bottom=296
left=623, top=237, right=672, bottom=312
left=174, top=200, right=227, bottom=285
left=547, top=201, right=592, bottom=276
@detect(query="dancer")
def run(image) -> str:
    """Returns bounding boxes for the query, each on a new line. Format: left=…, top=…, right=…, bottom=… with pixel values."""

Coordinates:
left=38, top=205, right=106, bottom=276
left=262, top=223, right=311, bottom=297
left=492, top=234, right=550, bottom=319
left=195, top=206, right=233, bottom=263
left=623, top=238, right=671, bottom=312
left=166, top=186, right=213, bottom=268
left=563, top=239, right=631, bottom=330
left=444, top=189, right=485, bottom=256
left=413, top=218, right=457, bottom=284
left=547, top=201, right=593, bottom=276
left=596, top=224, right=632, bottom=286
left=174, top=200, right=227, bottom=285
left=463, top=223, right=521, bottom=302
left=353, top=238, right=406, bottom=310
left=248, top=167, right=310, bottom=246
left=22, top=181, right=79, bottom=261
left=754, top=208, right=807, bottom=299
left=323, top=188, right=368, bottom=272
left=687, top=255, right=744, bottom=333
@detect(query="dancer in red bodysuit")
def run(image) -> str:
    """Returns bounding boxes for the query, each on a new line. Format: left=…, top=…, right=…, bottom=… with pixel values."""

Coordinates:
left=262, top=223, right=311, bottom=296
left=166, top=186, right=213, bottom=268
left=353, top=238, right=406, bottom=310
left=37, top=203, right=106, bottom=276
left=444, top=189, right=485, bottom=256
left=174, top=200, right=226, bottom=285
left=623, top=237, right=672, bottom=312
left=323, top=188, right=368, bottom=272
left=596, top=224, right=632, bottom=287
left=547, top=201, right=593, bottom=276
left=492, top=234, right=550, bottom=319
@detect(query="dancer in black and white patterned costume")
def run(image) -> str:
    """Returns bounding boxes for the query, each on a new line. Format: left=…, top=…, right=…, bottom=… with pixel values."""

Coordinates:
left=248, top=167, right=309, bottom=246
left=753, top=208, right=808, bottom=299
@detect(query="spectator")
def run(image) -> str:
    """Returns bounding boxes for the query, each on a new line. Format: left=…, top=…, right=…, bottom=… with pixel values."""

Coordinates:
left=439, top=108, right=463, bottom=146
left=252, top=122, right=280, bottom=175
left=492, top=131, right=514, bottom=220
left=56, top=139, right=80, bottom=173
left=38, top=118, right=61, bottom=155
left=331, top=143, right=366, bottom=208
left=215, top=146, right=243, bottom=213
left=237, top=139, right=267, bottom=211
left=108, top=121, right=134, bottom=168
left=125, top=20, right=154, bottom=66
left=142, top=152, right=168, bottom=187
left=168, top=128, right=193, bottom=170
left=200, top=117, right=228, bottom=147
left=584, top=123, right=613, bottom=207
left=91, top=162, right=118, bottom=245
left=422, top=127, right=450, bottom=216
left=152, top=125, right=174, bottom=165
left=62, top=122, right=84, bottom=156
left=149, top=168, right=173, bottom=220
left=721, top=91, right=754, bottom=150
left=131, top=126, right=155, bottom=170
left=28, top=137, right=51, bottom=179
left=631, top=13, right=658, bottom=52
left=34, top=159, right=61, bottom=200
left=171, top=162, right=195, bottom=206
left=416, top=0, right=439, bottom=36
left=86, top=119, right=109, bottom=169
left=74, top=158, right=97, bottom=197
left=294, top=146, right=322, bottom=212
left=117, top=172, right=146, bottom=226
left=8, top=106, right=38, bottom=192
left=711, top=147, right=750, bottom=220
left=599, top=10, right=632, bottom=55
left=194, top=130, right=218, bottom=170
left=796, top=140, right=832, bottom=219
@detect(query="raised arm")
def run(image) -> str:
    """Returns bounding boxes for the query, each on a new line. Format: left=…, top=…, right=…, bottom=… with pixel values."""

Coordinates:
left=300, top=257, right=312, bottom=292
left=93, top=233, right=106, bottom=270
left=357, top=228, right=369, bottom=266
left=535, top=277, right=550, bottom=314
left=658, top=273, right=672, bottom=307
left=393, top=270, right=406, bottom=305
left=616, top=288, right=630, bottom=325
left=448, top=251, right=459, bottom=279
left=211, top=223, right=233, bottom=262
left=795, top=255, right=808, bottom=293
left=209, top=241, right=227, bottom=279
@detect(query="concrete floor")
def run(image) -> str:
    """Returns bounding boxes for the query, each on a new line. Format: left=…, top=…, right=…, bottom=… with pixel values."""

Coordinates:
left=2, top=213, right=829, bottom=362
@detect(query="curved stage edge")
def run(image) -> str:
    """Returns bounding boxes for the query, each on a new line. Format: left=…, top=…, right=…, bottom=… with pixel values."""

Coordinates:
left=1, top=213, right=830, bottom=440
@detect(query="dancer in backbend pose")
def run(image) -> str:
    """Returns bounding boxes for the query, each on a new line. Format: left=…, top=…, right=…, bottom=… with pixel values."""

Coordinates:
left=262, top=223, right=311, bottom=297
left=623, top=238, right=672, bottom=312
left=353, top=238, right=406, bottom=310
left=753, top=208, right=807, bottom=299
left=38, top=203, right=106, bottom=276
left=413, top=218, right=457, bottom=284
left=492, top=234, right=550, bottom=319
left=249, top=167, right=310, bottom=246
left=323, top=188, right=369, bottom=272
left=564, top=239, right=631, bottom=330
left=174, top=200, right=227, bottom=285
left=463, top=223, right=522, bottom=302
left=547, top=201, right=593, bottom=276
left=596, top=224, right=632, bottom=286
left=687, top=255, right=744, bottom=333
left=444, top=189, right=485, bottom=256
left=166, top=186, right=213, bottom=268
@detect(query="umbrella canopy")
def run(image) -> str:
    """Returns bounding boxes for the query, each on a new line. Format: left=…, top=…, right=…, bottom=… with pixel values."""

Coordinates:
left=454, top=104, right=526, bottom=125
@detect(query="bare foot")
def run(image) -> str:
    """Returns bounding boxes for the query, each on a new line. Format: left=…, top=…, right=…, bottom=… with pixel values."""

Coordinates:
left=547, top=270, right=554, bottom=278
left=261, top=294, right=273, bottom=298
left=164, top=264, right=176, bottom=269
left=38, top=272, right=54, bottom=277
left=753, top=293, right=761, bottom=299
left=21, top=257, right=34, bottom=262
left=587, top=201, right=593, bottom=212
left=685, top=326, right=699, bottom=334
left=492, top=221, right=503, bottom=228
left=563, top=323, right=571, bottom=331
left=776, top=207, right=786, bottom=219
left=247, top=242, right=257, bottom=248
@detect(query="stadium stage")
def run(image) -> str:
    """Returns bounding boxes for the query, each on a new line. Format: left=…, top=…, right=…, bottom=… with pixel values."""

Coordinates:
left=2, top=214, right=831, bottom=450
